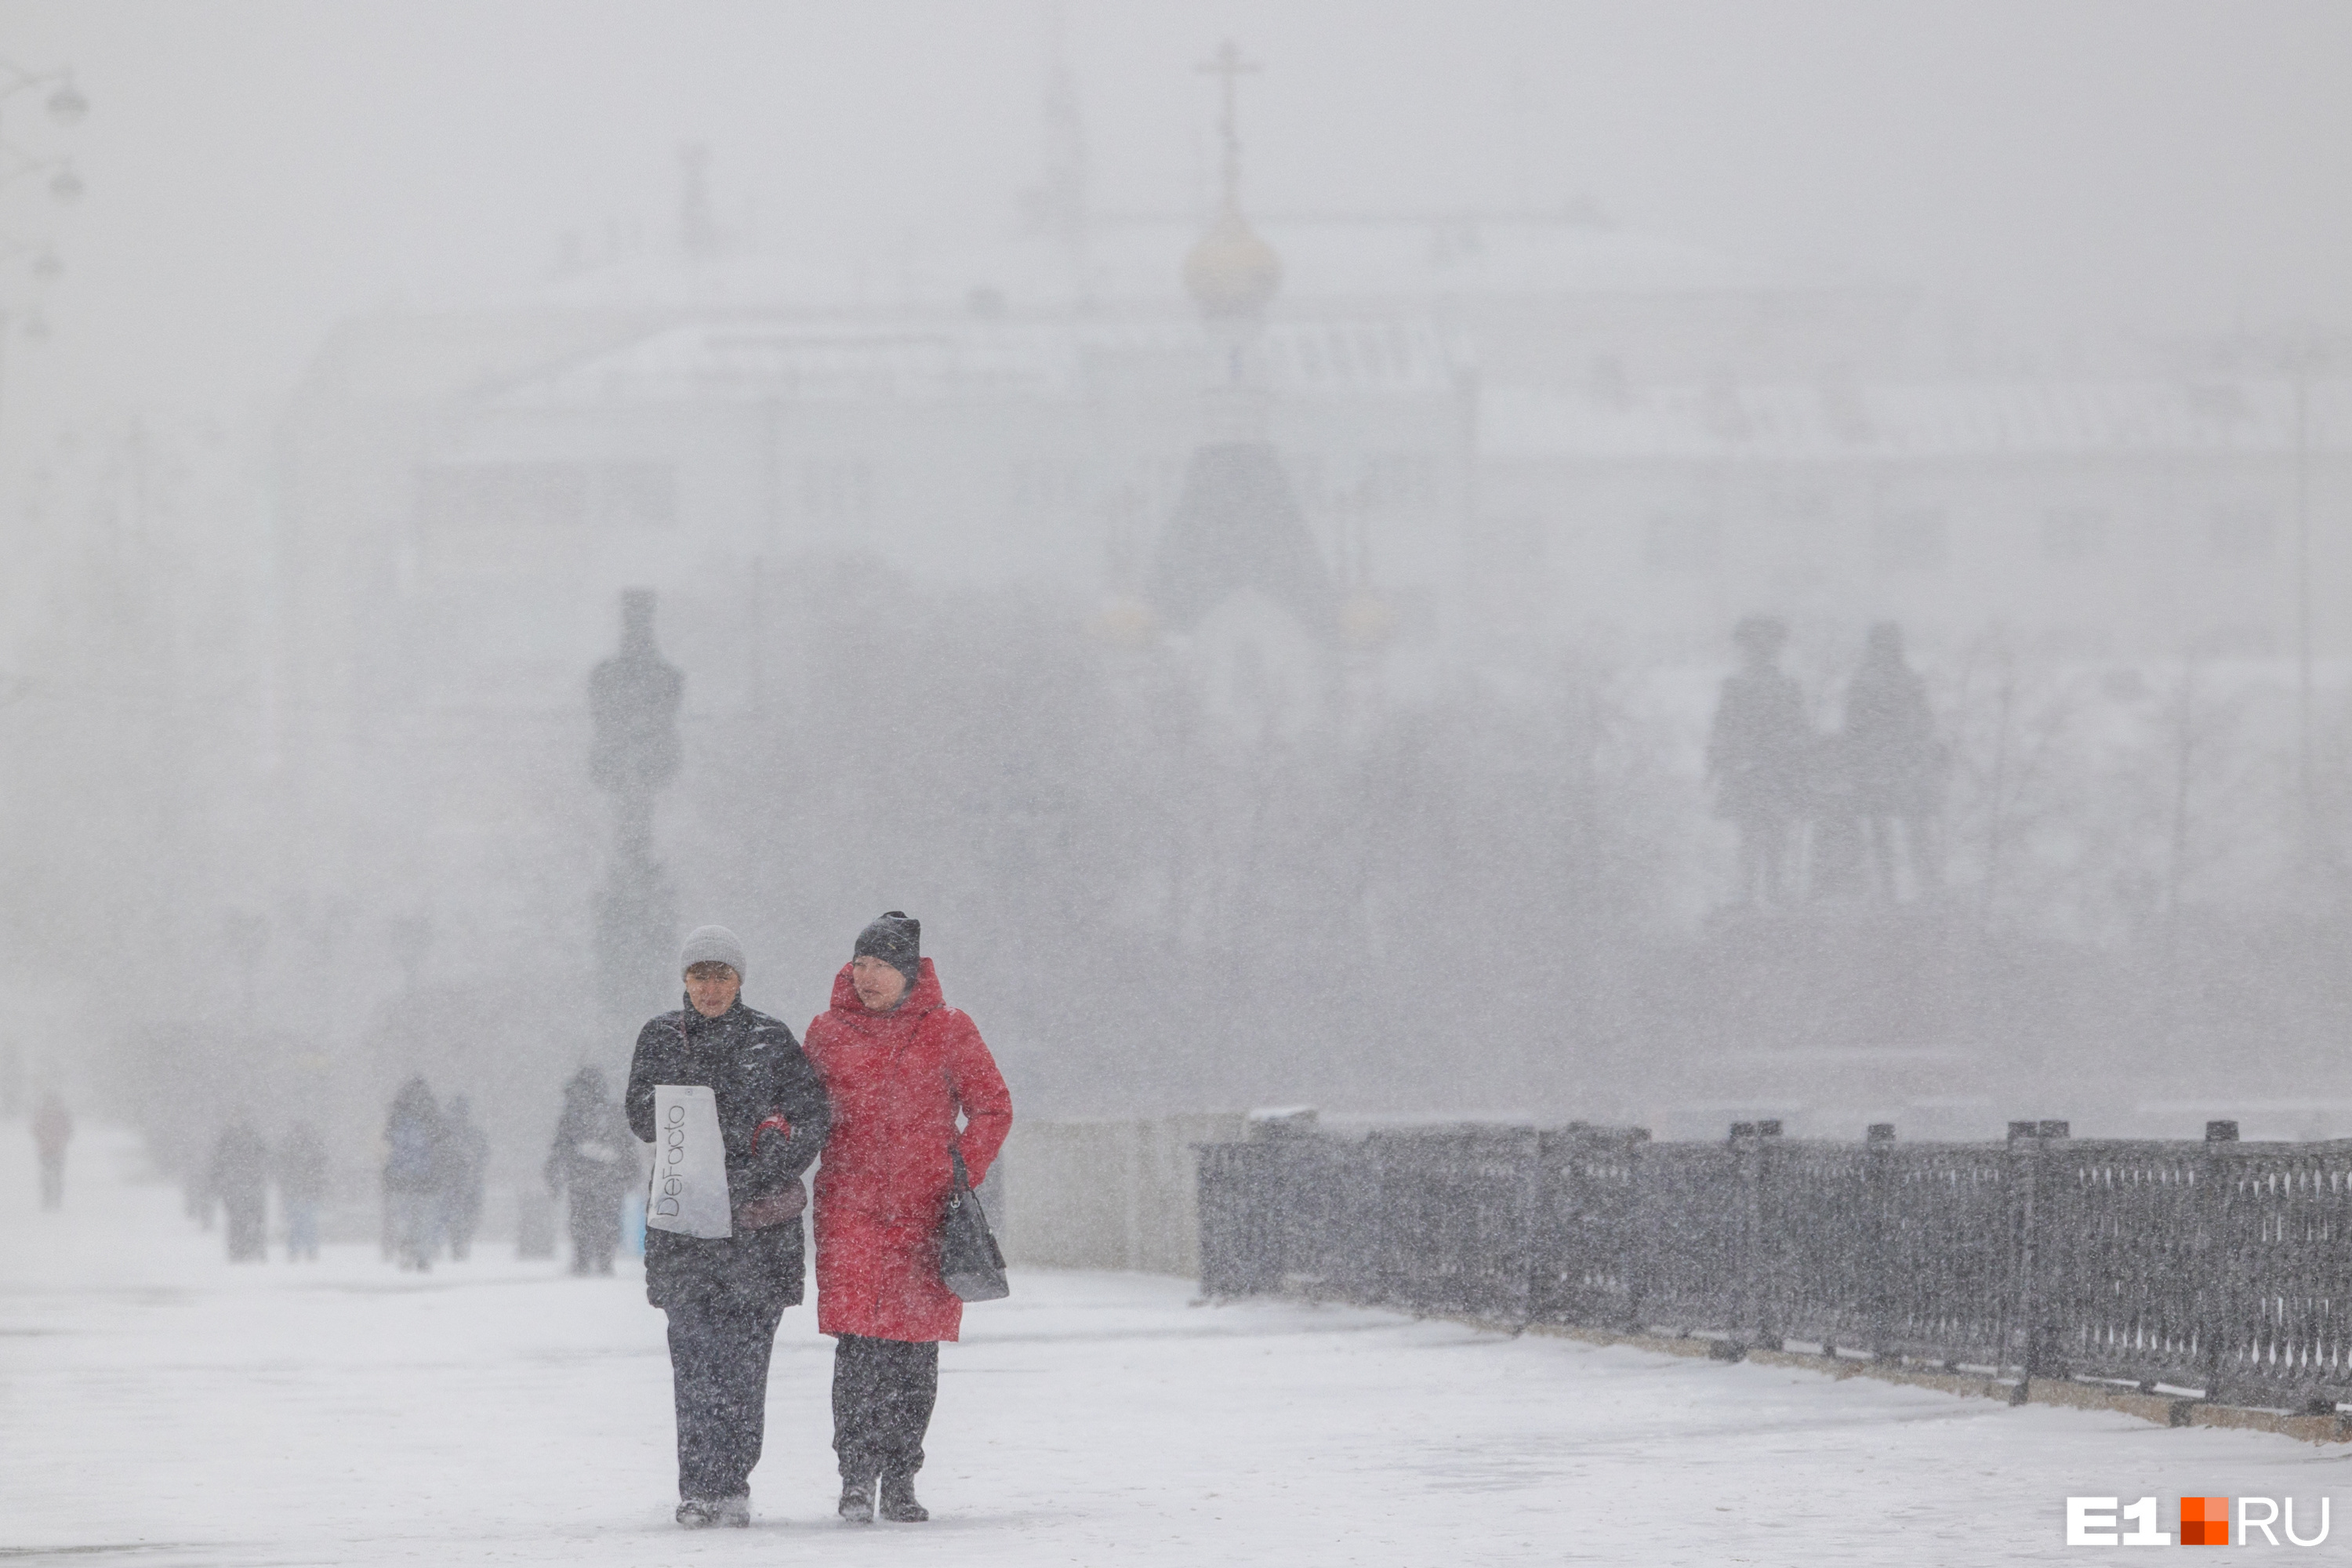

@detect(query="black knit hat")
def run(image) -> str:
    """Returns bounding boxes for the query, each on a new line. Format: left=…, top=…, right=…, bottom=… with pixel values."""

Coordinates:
left=854, top=911, right=921, bottom=988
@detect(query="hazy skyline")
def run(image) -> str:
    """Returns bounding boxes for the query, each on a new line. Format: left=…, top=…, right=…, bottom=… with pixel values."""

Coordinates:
left=0, top=1, right=2346, bottom=434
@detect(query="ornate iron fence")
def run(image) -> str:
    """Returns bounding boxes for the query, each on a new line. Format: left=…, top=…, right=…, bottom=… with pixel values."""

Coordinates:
left=1196, top=1118, right=2352, bottom=1410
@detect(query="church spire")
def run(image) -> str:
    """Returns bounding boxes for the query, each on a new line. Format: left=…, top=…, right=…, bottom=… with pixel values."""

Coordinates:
left=1182, top=39, right=1281, bottom=319
left=1206, top=38, right=1251, bottom=215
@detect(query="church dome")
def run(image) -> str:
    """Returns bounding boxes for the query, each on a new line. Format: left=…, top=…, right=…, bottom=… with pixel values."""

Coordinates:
left=1183, top=205, right=1283, bottom=318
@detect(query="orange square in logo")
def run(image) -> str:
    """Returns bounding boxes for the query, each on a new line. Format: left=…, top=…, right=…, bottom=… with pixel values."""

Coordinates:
left=2180, top=1497, right=2229, bottom=1546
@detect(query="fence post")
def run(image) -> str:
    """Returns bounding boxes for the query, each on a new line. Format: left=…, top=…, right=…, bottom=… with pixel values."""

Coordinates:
left=1519, top=1127, right=1554, bottom=1326
left=1755, top=1120, right=1784, bottom=1350
left=1728, top=1120, right=1784, bottom=1350
left=2006, top=1119, right=2071, bottom=1396
left=2197, top=1119, right=2238, bottom=1404
left=1195, top=1142, right=1271, bottom=1297
left=1865, top=1123, right=1896, bottom=1360
left=1621, top=1128, right=1651, bottom=1334
left=1728, top=1123, right=1755, bottom=1343
left=1372, top=1131, right=1406, bottom=1312
left=1247, top=1109, right=1319, bottom=1297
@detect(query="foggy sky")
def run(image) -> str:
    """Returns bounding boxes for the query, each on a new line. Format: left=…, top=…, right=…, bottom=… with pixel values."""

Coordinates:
left=2, top=0, right=2349, bottom=437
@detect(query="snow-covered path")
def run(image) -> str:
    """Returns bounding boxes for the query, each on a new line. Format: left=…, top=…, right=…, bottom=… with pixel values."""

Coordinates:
left=5, top=1121, right=2349, bottom=1566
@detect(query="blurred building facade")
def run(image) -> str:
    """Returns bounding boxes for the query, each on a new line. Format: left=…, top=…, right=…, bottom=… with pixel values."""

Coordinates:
left=246, top=118, right=2352, bottom=1144
left=1479, top=374, right=2351, bottom=664
left=277, top=198, right=2350, bottom=727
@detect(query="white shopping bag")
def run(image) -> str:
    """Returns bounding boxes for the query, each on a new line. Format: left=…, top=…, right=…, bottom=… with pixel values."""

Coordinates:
left=644, top=1083, right=733, bottom=1239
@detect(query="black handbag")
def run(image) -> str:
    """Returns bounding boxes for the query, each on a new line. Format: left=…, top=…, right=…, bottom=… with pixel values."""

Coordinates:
left=938, top=1145, right=1009, bottom=1302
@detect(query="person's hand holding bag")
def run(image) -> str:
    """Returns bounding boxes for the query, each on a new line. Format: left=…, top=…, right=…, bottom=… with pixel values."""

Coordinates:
left=732, top=1185, right=806, bottom=1230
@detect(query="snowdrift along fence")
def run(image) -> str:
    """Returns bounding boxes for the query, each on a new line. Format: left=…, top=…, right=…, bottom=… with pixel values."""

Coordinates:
left=1195, top=1120, right=2352, bottom=1410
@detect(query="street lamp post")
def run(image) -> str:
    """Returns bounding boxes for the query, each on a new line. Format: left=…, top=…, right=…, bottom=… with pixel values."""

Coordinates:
left=589, top=590, right=684, bottom=1033
left=0, top=58, right=84, bottom=478
left=2273, top=335, right=2340, bottom=881
left=0, top=60, right=87, bottom=126
left=0, top=227, right=77, bottom=472
left=2232, top=329, right=2339, bottom=884
left=0, top=58, right=86, bottom=200
left=2293, top=361, right=2313, bottom=862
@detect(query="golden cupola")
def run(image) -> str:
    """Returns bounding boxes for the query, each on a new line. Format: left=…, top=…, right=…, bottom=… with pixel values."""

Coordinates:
left=1185, top=205, right=1282, bottom=318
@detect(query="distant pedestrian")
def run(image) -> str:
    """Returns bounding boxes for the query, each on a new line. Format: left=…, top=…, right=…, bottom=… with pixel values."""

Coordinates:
left=209, top=1111, right=270, bottom=1263
left=32, top=1091, right=70, bottom=1210
left=1708, top=615, right=1812, bottom=907
left=438, top=1095, right=490, bottom=1261
left=804, top=913, right=1012, bottom=1526
left=180, top=1121, right=215, bottom=1230
left=626, top=926, right=831, bottom=1530
left=1842, top=622, right=1944, bottom=900
left=278, top=1122, right=328, bottom=1261
left=383, top=1077, right=442, bottom=1271
left=545, top=1068, right=635, bottom=1276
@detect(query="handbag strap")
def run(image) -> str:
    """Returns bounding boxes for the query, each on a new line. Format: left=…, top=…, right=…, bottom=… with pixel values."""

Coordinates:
left=950, top=1144, right=971, bottom=1193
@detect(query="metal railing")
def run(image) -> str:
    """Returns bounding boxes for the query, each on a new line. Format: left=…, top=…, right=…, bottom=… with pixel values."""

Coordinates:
left=1196, top=1117, right=2352, bottom=1410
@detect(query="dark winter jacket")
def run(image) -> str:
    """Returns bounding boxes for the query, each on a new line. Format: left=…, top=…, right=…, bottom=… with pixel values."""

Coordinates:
left=32, top=1096, right=70, bottom=1161
left=209, top=1120, right=270, bottom=1209
left=437, top=1108, right=490, bottom=1210
left=625, top=998, right=833, bottom=1311
left=544, top=1083, right=637, bottom=1200
left=383, top=1080, right=441, bottom=1194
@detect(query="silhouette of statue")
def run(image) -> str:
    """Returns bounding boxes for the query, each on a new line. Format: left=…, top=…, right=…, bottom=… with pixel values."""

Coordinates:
left=1842, top=621, right=1943, bottom=900
left=590, top=590, right=682, bottom=1022
left=1707, top=616, right=1811, bottom=907
left=1807, top=724, right=1868, bottom=900
left=590, top=589, right=684, bottom=855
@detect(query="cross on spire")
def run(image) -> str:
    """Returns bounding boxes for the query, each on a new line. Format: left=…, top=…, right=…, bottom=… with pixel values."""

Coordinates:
left=1196, top=39, right=1258, bottom=213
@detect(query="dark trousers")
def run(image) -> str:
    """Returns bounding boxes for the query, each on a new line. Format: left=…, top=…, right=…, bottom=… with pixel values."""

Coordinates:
left=568, top=1188, right=619, bottom=1274
left=832, top=1334, right=938, bottom=1483
left=223, top=1198, right=267, bottom=1261
left=285, top=1200, right=319, bottom=1260
left=445, top=1192, right=482, bottom=1260
left=665, top=1294, right=787, bottom=1501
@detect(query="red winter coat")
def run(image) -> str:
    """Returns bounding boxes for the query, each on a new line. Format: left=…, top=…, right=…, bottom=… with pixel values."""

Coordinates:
left=804, top=958, right=1012, bottom=1342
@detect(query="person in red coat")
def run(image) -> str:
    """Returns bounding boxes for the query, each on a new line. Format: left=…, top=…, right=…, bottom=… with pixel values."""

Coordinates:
left=804, top=912, right=1011, bottom=1525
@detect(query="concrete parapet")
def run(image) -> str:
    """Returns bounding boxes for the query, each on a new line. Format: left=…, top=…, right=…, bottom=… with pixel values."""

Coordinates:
left=997, top=1113, right=1248, bottom=1276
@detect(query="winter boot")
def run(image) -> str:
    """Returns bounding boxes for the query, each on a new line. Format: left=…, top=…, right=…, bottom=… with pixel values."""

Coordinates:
left=674, top=1500, right=716, bottom=1530
left=837, top=1476, right=876, bottom=1524
left=879, top=1474, right=928, bottom=1523
left=713, top=1494, right=750, bottom=1529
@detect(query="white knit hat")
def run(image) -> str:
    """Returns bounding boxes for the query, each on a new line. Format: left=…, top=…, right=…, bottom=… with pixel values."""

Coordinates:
left=678, top=925, right=747, bottom=979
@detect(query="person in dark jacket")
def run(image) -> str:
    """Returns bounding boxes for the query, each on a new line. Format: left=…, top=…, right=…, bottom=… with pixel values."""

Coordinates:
left=383, top=1077, right=442, bottom=1270
left=209, top=1111, right=270, bottom=1262
left=32, top=1091, right=71, bottom=1210
left=545, top=1067, right=636, bottom=1275
left=804, top=912, right=1012, bottom=1526
left=625, top=925, right=832, bottom=1531
left=277, top=1122, right=328, bottom=1261
left=437, top=1095, right=491, bottom=1261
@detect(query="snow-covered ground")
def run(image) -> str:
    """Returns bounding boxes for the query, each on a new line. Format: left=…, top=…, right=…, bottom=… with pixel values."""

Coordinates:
left=6, top=1120, right=2350, bottom=1566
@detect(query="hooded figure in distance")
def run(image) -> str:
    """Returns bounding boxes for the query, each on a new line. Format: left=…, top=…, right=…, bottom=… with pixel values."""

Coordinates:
left=383, top=1077, right=442, bottom=1270
left=544, top=1067, right=636, bottom=1275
